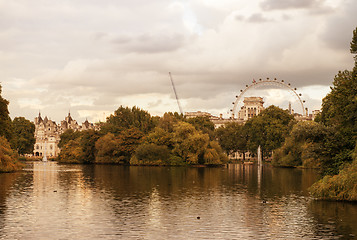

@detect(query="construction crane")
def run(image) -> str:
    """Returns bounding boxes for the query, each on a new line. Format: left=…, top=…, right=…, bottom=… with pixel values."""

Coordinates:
left=169, top=72, right=184, bottom=115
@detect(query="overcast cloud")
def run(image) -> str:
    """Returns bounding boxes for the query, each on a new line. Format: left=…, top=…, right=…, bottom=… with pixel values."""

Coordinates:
left=1, top=0, right=357, bottom=123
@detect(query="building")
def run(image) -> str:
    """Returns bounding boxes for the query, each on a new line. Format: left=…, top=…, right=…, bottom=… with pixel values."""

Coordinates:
left=33, top=112, right=99, bottom=158
left=237, top=97, right=265, bottom=121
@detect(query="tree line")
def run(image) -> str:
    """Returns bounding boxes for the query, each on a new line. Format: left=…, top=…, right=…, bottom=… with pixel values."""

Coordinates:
left=57, top=107, right=228, bottom=165
left=0, top=85, right=35, bottom=172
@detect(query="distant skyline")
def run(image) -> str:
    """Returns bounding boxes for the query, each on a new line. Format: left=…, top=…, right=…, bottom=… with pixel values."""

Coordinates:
left=1, top=0, right=357, bottom=122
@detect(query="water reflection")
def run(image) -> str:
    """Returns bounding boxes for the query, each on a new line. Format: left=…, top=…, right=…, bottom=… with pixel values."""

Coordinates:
left=0, top=162, right=356, bottom=239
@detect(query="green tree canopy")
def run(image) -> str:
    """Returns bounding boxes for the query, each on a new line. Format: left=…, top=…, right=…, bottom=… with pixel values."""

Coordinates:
left=0, top=85, right=12, bottom=141
left=101, top=106, right=156, bottom=135
left=244, top=105, right=295, bottom=157
left=186, top=116, right=215, bottom=139
left=215, top=122, right=248, bottom=158
left=10, top=117, right=35, bottom=155
left=315, top=28, right=357, bottom=171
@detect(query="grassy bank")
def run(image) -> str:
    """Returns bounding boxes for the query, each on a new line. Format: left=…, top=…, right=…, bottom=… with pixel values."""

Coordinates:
left=310, top=160, right=357, bottom=201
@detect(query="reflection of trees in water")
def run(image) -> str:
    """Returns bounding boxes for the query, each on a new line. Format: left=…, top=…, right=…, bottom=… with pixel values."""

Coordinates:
left=309, top=201, right=357, bottom=239
left=0, top=172, right=22, bottom=234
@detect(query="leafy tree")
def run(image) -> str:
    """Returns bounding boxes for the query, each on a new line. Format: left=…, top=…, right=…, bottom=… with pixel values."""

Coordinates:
left=0, top=85, right=12, bottom=141
left=58, top=129, right=81, bottom=148
left=95, top=133, right=122, bottom=164
left=186, top=116, right=215, bottom=139
left=157, top=112, right=183, bottom=132
left=79, top=129, right=101, bottom=163
left=133, top=143, right=171, bottom=164
left=244, top=105, right=294, bottom=158
left=57, top=139, right=84, bottom=164
left=95, top=128, right=144, bottom=164
left=314, top=28, right=357, bottom=174
left=132, top=120, right=228, bottom=165
left=0, top=136, right=22, bottom=172
left=11, top=117, right=35, bottom=155
left=272, top=121, right=333, bottom=168
left=58, top=129, right=101, bottom=163
left=351, top=27, right=357, bottom=67
left=101, top=106, right=156, bottom=135
left=310, top=142, right=357, bottom=201
left=215, top=122, right=248, bottom=159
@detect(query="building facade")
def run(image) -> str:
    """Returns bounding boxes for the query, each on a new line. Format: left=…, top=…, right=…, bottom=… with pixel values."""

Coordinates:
left=33, top=113, right=98, bottom=158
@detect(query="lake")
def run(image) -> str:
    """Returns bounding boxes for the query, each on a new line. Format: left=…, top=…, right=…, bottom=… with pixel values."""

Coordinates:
left=0, top=162, right=356, bottom=239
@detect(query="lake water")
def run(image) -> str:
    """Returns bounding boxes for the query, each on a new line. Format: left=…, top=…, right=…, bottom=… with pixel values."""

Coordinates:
left=0, top=162, right=356, bottom=239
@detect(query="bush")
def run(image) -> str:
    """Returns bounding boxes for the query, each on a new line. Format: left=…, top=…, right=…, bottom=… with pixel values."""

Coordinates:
left=134, top=143, right=170, bottom=164
left=310, top=142, right=357, bottom=201
left=0, top=136, right=22, bottom=172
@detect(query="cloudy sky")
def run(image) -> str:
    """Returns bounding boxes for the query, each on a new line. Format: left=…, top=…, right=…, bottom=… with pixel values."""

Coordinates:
left=1, top=0, right=357, bottom=123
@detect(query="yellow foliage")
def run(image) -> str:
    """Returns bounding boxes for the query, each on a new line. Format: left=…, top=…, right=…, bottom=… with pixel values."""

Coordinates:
left=0, top=136, right=22, bottom=172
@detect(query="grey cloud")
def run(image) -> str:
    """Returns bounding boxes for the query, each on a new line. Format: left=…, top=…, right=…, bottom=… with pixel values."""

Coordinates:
left=260, top=0, right=324, bottom=10
left=111, top=32, right=187, bottom=53
left=319, top=0, right=357, bottom=51
left=247, top=13, right=272, bottom=23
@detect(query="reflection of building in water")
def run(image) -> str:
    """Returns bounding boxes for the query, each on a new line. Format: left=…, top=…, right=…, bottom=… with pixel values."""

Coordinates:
left=33, top=112, right=99, bottom=157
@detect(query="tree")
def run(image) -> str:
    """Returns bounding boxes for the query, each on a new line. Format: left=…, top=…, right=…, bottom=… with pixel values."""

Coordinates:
left=79, top=130, right=101, bottom=163
left=186, top=116, right=215, bottom=139
left=58, top=129, right=81, bottom=148
left=57, top=139, right=84, bottom=164
left=244, top=106, right=294, bottom=158
left=0, top=136, right=22, bottom=172
left=272, top=121, right=333, bottom=168
left=101, top=106, right=156, bottom=135
left=11, top=117, right=35, bottom=155
left=215, top=122, right=248, bottom=159
left=351, top=27, right=357, bottom=68
left=95, top=128, right=144, bottom=164
left=132, top=120, right=228, bottom=166
left=314, top=28, right=357, bottom=174
left=0, top=85, right=12, bottom=141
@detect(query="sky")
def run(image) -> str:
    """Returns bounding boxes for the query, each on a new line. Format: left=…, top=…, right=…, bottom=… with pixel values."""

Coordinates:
left=1, top=0, right=357, bottom=123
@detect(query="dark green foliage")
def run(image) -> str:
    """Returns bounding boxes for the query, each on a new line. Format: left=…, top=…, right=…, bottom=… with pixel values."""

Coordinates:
left=134, top=143, right=171, bottom=164
left=186, top=116, right=215, bottom=139
left=315, top=61, right=357, bottom=174
left=351, top=27, right=357, bottom=61
left=58, top=129, right=81, bottom=148
left=58, top=129, right=101, bottom=163
left=95, top=128, right=144, bottom=164
left=272, top=121, right=332, bottom=168
left=58, top=108, right=227, bottom=166
left=244, top=105, right=295, bottom=157
left=132, top=119, right=228, bottom=166
left=11, top=117, right=35, bottom=155
left=101, top=106, right=156, bottom=135
left=310, top=143, right=357, bottom=201
left=79, top=130, right=101, bottom=163
left=157, top=112, right=183, bottom=132
left=0, top=85, right=13, bottom=141
left=215, top=122, right=248, bottom=158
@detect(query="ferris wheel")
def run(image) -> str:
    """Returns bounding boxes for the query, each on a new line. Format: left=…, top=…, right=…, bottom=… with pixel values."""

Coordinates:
left=230, top=78, right=306, bottom=119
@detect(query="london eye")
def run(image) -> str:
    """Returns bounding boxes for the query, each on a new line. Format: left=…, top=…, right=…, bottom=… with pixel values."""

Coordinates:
left=230, top=78, right=306, bottom=119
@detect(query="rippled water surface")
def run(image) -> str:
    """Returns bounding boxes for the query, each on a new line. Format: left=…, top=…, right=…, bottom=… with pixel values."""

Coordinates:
left=0, top=162, right=356, bottom=239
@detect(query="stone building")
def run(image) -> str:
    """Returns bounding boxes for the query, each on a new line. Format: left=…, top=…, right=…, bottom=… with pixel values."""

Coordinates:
left=33, top=113, right=98, bottom=158
left=237, top=97, right=265, bottom=121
